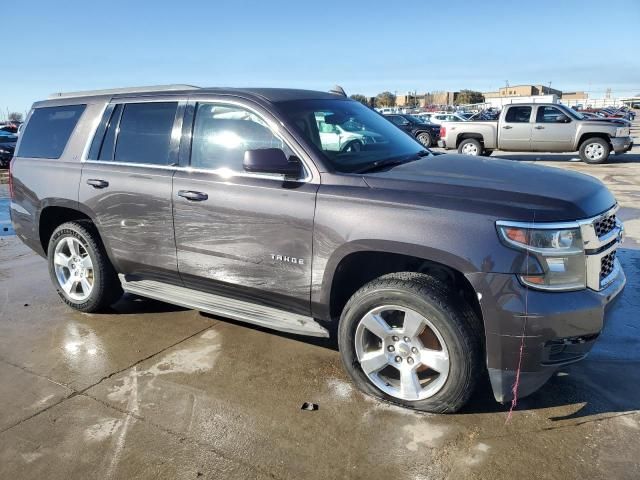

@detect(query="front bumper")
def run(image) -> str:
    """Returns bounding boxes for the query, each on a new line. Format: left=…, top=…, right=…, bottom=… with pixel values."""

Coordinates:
left=466, top=266, right=626, bottom=403
left=611, top=136, right=633, bottom=154
left=437, top=140, right=447, bottom=148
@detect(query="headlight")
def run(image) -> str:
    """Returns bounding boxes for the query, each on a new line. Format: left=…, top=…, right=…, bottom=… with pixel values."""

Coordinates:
left=497, top=223, right=586, bottom=291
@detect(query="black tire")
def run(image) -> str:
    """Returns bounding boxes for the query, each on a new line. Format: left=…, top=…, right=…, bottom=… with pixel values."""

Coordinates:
left=579, top=137, right=610, bottom=164
left=416, top=132, right=433, bottom=148
left=338, top=272, right=483, bottom=413
left=457, top=138, right=482, bottom=156
left=47, top=221, right=122, bottom=312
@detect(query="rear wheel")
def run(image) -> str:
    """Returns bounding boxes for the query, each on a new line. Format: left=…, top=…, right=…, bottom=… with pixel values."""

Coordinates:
left=416, top=132, right=433, bottom=147
left=458, top=138, right=482, bottom=156
left=579, top=137, right=610, bottom=164
left=48, top=221, right=122, bottom=312
left=338, top=272, right=483, bottom=413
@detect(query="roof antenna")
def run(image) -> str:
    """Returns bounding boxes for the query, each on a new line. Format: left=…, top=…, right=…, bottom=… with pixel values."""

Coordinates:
left=329, top=85, right=347, bottom=97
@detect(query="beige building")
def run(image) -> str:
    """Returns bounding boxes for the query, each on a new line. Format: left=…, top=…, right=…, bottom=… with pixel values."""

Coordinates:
left=562, top=91, right=588, bottom=101
left=396, top=91, right=460, bottom=107
left=484, top=84, right=562, bottom=99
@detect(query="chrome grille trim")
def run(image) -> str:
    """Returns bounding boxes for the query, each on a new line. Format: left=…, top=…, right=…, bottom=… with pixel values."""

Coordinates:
left=579, top=205, right=623, bottom=291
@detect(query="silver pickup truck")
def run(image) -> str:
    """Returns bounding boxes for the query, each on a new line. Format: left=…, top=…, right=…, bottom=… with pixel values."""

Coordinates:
left=438, top=103, right=633, bottom=164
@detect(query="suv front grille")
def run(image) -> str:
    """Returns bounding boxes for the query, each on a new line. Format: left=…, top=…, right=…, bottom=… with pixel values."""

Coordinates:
left=581, top=205, right=622, bottom=291
left=594, top=214, right=617, bottom=237
left=600, top=251, right=616, bottom=280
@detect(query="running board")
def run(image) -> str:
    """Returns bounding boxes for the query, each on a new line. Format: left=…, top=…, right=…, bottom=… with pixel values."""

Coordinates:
left=118, top=275, right=329, bottom=338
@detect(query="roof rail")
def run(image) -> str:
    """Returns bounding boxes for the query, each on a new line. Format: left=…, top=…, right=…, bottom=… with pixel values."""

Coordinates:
left=48, top=84, right=200, bottom=99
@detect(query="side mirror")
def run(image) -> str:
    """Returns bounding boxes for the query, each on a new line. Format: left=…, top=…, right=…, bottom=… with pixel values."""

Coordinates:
left=243, top=148, right=303, bottom=178
left=557, top=114, right=570, bottom=123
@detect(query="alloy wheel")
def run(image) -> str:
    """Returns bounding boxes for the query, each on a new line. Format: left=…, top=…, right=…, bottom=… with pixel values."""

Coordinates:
left=461, top=142, right=479, bottom=155
left=53, top=237, right=94, bottom=302
left=584, top=142, right=605, bottom=161
left=354, top=305, right=450, bottom=401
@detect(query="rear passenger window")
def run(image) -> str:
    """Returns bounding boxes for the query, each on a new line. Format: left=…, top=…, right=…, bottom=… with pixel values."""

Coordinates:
left=18, top=105, right=86, bottom=158
left=504, top=106, right=532, bottom=123
left=114, top=102, right=178, bottom=165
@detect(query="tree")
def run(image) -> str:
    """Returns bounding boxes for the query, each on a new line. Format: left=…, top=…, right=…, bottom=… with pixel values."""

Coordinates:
left=375, top=91, right=396, bottom=107
left=349, top=94, right=369, bottom=105
left=455, top=90, right=484, bottom=105
left=8, top=112, right=23, bottom=122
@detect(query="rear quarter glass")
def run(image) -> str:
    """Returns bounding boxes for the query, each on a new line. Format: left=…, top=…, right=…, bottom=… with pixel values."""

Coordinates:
left=18, top=104, right=86, bottom=159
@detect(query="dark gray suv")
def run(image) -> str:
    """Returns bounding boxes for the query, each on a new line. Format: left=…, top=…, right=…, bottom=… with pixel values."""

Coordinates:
left=9, top=85, right=626, bottom=413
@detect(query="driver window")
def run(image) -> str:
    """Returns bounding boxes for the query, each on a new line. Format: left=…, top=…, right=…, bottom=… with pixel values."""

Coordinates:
left=536, top=106, right=570, bottom=123
left=190, top=103, right=292, bottom=172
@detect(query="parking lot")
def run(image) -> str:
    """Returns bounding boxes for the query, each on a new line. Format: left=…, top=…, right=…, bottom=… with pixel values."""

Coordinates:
left=1, top=132, right=639, bottom=479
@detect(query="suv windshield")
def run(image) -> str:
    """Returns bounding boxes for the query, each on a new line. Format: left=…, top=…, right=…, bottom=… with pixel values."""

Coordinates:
left=277, top=99, right=429, bottom=173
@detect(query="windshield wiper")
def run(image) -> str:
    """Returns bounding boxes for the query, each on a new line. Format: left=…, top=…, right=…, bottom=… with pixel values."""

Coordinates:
left=354, top=150, right=430, bottom=174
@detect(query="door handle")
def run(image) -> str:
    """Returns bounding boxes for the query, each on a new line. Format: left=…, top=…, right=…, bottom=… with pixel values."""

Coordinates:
left=534, top=125, right=545, bottom=129
left=178, top=190, right=208, bottom=201
left=502, top=125, right=513, bottom=129
left=86, top=179, right=109, bottom=189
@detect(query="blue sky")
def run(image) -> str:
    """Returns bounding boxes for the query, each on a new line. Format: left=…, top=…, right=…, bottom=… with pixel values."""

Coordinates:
left=3, top=0, right=639, bottom=114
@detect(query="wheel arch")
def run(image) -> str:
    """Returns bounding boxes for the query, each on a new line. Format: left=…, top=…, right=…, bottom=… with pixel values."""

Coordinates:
left=38, top=205, right=93, bottom=255
left=577, top=132, right=612, bottom=150
left=37, top=201, right=110, bottom=260
left=320, top=242, right=483, bottom=336
left=456, top=133, right=484, bottom=148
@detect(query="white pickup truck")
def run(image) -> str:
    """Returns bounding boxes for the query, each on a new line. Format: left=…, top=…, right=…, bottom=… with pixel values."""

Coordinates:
left=438, top=103, right=633, bottom=164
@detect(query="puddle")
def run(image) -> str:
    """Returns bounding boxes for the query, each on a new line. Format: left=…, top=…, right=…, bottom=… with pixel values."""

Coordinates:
left=0, top=198, right=14, bottom=237
left=84, top=418, right=123, bottom=442
left=402, top=423, right=450, bottom=451
left=463, top=442, right=491, bottom=465
left=107, top=329, right=221, bottom=404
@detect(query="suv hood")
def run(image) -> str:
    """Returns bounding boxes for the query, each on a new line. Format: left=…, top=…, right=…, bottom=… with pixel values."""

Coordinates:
left=363, top=154, right=615, bottom=222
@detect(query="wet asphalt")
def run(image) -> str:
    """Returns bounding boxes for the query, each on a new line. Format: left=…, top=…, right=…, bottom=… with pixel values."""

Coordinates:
left=1, top=137, right=640, bottom=479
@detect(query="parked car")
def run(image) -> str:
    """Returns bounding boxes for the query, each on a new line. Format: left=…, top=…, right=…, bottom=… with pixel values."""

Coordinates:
left=598, top=107, right=634, bottom=121
left=438, top=103, right=633, bottom=163
left=428, top=113, right=467, bottom=125
left=384, top=114, right=440, bottom=147
left=316, top=114, right=384, bottom=152
left=11, top=86, right=626, bottom=413
left=0, top=130, right=17, bottom=168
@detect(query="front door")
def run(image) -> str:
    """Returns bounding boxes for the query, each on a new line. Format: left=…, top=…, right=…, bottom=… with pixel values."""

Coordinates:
left=498, top=105, right=533, bottom=151
left=79, top=99, right=183, bottom=283
left=172, top=100, right=318, bottom=315
left=531, top=105, right=576, bottom=151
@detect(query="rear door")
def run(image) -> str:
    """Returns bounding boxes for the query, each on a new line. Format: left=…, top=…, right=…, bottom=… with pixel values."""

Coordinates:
left=79, top=97, right=184, bottom=284
left=498, top=105, right=532, bottom=150
left=531, top=105, right=575, bottom=151
left=172, top=98, right=318, bottom=315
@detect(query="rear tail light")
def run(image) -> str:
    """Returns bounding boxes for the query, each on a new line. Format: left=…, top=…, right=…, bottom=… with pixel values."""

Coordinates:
left=440, top=126, right=446, bottom=137
left=8, top=157, right=14, bottom=199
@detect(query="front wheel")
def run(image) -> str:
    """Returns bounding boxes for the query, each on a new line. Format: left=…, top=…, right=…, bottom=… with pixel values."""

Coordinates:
left=416, top=132, right=433, bottom=147
left=457, top=138, right=482, bottom=156
left=579, top=137, right=610, bottom=164
left=48, top=221, right=123, bottom=312
left=338, top=273, right=483, bottom=413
